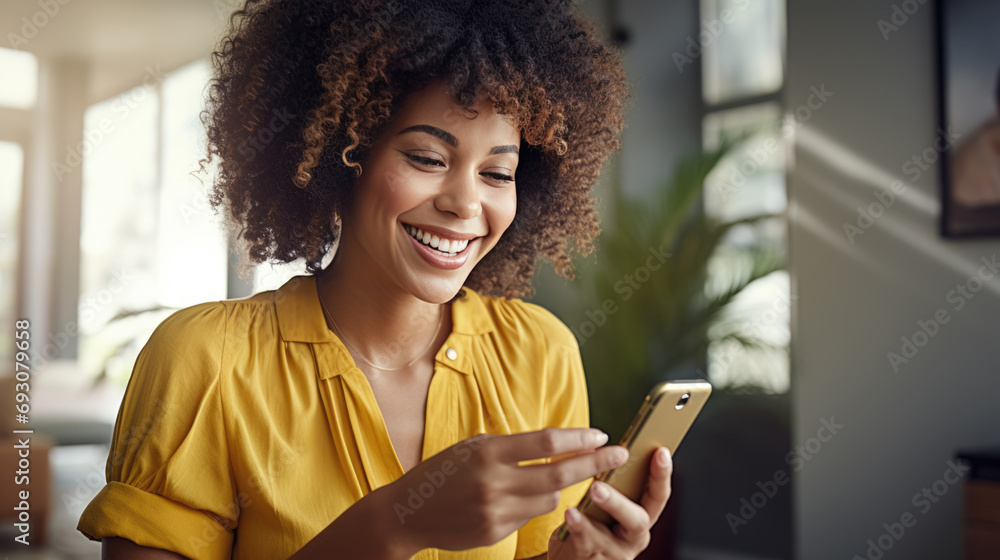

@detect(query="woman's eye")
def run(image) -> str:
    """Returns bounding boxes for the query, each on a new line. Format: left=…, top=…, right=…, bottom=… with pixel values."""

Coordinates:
left=483, top=172, right=515, bottom=184
left=404, top=151, right=512, bottom=184
left=406, top=154, right=445, bottom=167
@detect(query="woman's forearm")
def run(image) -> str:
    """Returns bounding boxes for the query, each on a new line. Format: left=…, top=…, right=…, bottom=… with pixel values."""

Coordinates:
left=289, top=483, right=420, bottom=560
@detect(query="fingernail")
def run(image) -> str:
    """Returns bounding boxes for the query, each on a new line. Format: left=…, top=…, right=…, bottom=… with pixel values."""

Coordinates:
left=657, top=447, right=670, bottom=467
left=616, top=447, right=629, bottom=465
left=592, top=430, right=609, bottom=447
left=590, top=481, right=609, bottom=501
left=566, top=507, right=582, bottom=524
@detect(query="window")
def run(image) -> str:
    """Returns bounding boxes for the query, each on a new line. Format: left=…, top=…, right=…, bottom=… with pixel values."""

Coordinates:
left=0, top=47, right=38, bottom=109
left=701, top=0, right=784, bottom=105
left=0, top=142, right=24, bottom=365
left=700, top=0, right=789, bottom=393
left=159, top=60, right=229, bottom=307
left=0, top=47, right=35, bottom=365
left=78, top=59, right=229, bottom=384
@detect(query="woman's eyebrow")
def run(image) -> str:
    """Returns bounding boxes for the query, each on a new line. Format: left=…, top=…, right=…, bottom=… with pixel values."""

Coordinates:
left=397, top=124, right=458, bottom=147
left=489, top=145, right=519, bottom=155
left=397, top=124, right=519, bottom=155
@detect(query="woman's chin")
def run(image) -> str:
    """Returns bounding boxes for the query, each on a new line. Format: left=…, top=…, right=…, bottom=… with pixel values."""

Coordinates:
left=401, top=274, right=470, bottom=304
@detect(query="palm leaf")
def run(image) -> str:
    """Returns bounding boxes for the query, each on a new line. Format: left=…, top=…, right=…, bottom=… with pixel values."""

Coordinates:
left=563, top=134, right=787, bottom=438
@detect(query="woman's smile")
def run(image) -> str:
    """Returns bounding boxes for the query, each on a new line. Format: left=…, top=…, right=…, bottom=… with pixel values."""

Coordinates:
left=401, top=221, right=481, bottom=270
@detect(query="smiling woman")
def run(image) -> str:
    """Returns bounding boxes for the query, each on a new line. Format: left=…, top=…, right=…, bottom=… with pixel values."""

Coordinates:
left=74, top=1, right=674, bottom=559
left=341, top=81, right=520, bottom=300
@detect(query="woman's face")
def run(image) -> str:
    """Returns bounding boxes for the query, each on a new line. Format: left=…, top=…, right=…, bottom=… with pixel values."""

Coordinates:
left=341, top=80, right=520, bottom=303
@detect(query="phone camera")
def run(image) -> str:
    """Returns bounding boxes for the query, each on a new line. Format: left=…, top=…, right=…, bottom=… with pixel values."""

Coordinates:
left=675, top=393, right=690, bottom=410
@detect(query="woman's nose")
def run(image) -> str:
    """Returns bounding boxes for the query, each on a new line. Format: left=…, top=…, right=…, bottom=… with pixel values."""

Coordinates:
left=434, top=169, right=482, bottom=219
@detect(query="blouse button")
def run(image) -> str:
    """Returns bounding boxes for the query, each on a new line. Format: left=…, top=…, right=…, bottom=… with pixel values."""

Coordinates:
left=446, top=347, right=458, bottom=360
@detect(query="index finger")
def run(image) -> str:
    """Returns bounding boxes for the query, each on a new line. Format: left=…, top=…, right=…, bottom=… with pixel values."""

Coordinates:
left=493, top=427, right=609, bottom=464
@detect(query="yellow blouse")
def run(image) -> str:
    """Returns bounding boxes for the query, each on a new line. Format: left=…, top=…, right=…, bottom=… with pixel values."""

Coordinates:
left=77, top=274, right=593, bottom=559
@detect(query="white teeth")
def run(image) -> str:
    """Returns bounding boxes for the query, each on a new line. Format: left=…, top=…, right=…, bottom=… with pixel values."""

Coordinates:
left=405, top=224, right=472, bottom=256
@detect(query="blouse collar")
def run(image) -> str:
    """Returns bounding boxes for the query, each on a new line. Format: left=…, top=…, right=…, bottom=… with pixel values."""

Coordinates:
left=274, top=274, right=495, bottom=345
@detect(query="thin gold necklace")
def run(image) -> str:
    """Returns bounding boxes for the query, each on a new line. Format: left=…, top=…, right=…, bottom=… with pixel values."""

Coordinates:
left=318, top=292, right=444, bottom=372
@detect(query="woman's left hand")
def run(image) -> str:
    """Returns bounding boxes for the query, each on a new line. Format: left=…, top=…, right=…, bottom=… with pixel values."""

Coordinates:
left=546, top=446, right=672, bottom=559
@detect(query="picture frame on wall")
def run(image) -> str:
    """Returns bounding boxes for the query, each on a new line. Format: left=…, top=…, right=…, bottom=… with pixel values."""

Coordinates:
left=937, top=0, right=1000, bottom=237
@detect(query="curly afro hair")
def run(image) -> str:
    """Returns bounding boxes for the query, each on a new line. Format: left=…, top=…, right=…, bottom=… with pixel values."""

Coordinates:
left=199, top=0, right=629, bottom=298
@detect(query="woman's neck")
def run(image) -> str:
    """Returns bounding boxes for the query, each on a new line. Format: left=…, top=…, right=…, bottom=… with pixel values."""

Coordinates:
left=316, top=231, right=449, bottom=373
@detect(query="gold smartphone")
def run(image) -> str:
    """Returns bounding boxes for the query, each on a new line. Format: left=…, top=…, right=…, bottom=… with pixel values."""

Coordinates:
left=556, top=379, right=712, bottom=541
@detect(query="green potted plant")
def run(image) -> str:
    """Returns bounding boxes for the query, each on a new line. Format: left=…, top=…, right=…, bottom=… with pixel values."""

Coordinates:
left=549, top=136, right=786, bottom=441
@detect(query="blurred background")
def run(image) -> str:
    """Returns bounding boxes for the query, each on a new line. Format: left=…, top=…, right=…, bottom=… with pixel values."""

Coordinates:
left=1, top=0, right=998, bottom=559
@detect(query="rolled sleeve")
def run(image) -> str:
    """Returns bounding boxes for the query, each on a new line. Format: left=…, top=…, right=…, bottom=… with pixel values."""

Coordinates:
left=78, top=482, right=235, bottom=559
left=77, top=302, right=240, bottom=560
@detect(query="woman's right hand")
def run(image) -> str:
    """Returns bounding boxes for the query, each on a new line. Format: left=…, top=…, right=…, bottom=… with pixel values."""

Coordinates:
left=384, top=427, right=629, bottom=554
